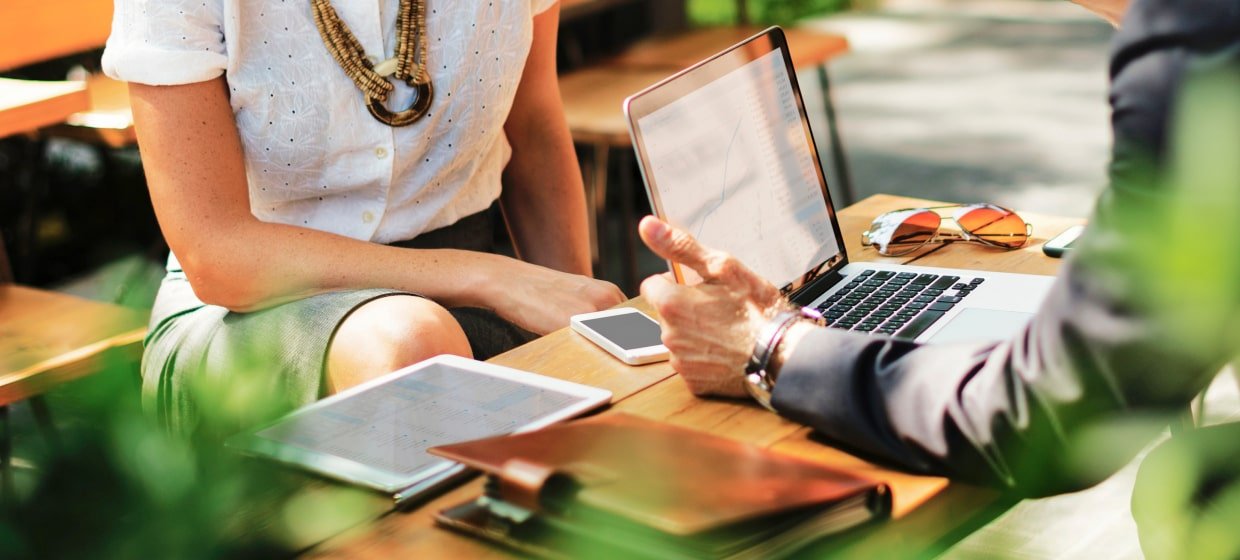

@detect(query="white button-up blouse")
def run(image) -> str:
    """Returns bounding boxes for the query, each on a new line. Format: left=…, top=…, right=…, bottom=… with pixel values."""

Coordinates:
left=103, top=0, right=556, bottom=244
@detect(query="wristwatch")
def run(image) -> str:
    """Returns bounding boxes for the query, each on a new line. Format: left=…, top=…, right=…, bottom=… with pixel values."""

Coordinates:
left=744, top=307, right=824, bottom=411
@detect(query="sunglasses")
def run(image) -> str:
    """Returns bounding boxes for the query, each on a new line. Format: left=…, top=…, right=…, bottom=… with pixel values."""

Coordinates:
left=861, top=204, right=1032, bottom=257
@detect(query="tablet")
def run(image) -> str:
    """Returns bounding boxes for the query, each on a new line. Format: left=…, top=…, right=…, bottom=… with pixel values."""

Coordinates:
left=227, top=355, right=611, bottom=504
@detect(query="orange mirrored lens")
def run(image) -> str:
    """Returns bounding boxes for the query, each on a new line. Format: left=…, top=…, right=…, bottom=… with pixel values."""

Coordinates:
left=884, top=210, right=940, bottom=255
left=957, top=205, right=1028, bottom=248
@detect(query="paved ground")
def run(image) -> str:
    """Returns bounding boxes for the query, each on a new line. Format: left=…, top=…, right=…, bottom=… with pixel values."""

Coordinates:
left=803, top=0, right=1115, bottom=217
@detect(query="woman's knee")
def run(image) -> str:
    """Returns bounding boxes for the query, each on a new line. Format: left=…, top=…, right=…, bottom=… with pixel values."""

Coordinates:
left=326, top=296, right=471, bottom=391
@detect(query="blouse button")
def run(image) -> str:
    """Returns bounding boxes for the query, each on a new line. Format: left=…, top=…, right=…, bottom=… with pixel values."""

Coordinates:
left=362, top=210, right=375, bottom=224
left=374, top=147, right=388, bottom=159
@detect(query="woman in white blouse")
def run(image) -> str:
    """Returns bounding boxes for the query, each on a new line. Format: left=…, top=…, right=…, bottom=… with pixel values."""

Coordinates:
left=104, top=0, right=624, bottom=430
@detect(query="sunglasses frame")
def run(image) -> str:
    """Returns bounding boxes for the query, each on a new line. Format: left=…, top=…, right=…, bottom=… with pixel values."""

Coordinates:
left=861, top=203, right=1033, bottom=257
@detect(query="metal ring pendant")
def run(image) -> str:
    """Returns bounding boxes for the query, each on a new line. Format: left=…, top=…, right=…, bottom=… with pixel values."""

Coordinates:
left=367, top=78, right=433, bottom=127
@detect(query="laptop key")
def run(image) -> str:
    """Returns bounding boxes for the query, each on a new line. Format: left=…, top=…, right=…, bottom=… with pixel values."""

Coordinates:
left=913, top=274, right=939, bottom=285
left=924, top=289, right=944, bottom=297
left=928, top=302, right=955, bottom=312
left=858, top=270, right=875, bottom=277
left=873, top=271, right=895, bottom=280
left=970, top=278, right=985, bottom=285
left=929, top=276, right=960, bottom=290
left=937, top=296, right=963, bottom=304
left=896, top=272, right=917, bottom=280
left=895, top=310, right=947, bottom=339
left=906, top=302, right=927, bottom=310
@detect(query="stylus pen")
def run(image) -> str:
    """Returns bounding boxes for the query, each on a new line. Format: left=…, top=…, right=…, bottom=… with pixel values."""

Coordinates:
left=393, top=463, right=474, bottom=510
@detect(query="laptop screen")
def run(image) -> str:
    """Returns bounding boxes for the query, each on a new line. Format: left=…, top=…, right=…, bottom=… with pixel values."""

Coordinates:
left=627, top=30, right=843, bottom=292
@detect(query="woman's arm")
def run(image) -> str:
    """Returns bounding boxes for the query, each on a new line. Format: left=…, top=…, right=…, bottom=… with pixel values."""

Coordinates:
left=131, top=77, right=621, bottom=332
left=500, top=5, right=593, bottom=276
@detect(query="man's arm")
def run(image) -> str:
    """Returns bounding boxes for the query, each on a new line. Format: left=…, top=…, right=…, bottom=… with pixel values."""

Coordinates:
left=642, top=0, right=1240, bottom=496
left=769, top=0, right=1240, bottom=495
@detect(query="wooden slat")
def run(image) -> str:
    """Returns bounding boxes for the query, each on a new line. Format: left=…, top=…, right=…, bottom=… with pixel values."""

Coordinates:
left=559, top=0, right=645, bottom=21
left=53, top=73, right=137, bottom=148
left=0, top=78, right=89, bottom=138
left=611, top=25, right=850, bottom=71
left=558, top=66, right=668, bottom=146
left=0, top=285, right=148, bottom=406
left=0, top=0, right=114, bottom=72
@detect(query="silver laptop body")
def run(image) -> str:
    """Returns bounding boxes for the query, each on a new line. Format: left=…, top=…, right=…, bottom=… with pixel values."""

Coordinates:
left=623, top=27, right=1054, bottom=343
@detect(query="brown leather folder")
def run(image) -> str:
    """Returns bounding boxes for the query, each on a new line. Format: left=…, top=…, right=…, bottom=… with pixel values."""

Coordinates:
left=430, top=413, right=891, bottom=560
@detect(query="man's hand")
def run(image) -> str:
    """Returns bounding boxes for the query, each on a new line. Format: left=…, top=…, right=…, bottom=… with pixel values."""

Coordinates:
left=638, top=216, right=785, bottom=398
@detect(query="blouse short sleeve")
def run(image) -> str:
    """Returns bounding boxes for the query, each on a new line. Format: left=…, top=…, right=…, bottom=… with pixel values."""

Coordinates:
left=532, top=0, right=559, bottom=15
left=102, top=0, right=228, bottom=86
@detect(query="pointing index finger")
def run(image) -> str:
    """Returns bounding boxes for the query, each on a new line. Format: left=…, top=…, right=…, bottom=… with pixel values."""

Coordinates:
left=638, top=216, right=720, bottom=282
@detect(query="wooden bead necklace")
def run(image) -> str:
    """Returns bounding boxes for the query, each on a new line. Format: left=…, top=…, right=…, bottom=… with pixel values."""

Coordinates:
left=311, top=0, right=433, bottom=127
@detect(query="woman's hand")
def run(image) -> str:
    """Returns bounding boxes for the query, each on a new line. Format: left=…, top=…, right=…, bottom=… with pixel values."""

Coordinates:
left=637, top=216, right=784, bottom=398
left=491, top=261, right=626, bottom=335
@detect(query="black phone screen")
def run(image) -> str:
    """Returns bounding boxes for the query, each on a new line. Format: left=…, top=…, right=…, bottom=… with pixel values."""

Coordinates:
left=580, top=313, right=664, bottom=350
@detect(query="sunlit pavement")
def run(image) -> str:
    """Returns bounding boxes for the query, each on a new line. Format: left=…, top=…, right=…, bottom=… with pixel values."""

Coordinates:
left=803, top=0, right=1113, bottom=218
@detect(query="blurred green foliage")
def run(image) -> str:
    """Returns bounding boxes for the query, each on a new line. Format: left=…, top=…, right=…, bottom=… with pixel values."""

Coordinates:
left=688, top=0, right=852, bottom=26
left=0, top=338, right=382, bottom=558
left=1122, top=61, right=1240, bottom=560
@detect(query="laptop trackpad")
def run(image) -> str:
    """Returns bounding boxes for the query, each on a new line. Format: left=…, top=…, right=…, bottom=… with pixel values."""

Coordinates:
left=926, top=308, right=1033, bottom=344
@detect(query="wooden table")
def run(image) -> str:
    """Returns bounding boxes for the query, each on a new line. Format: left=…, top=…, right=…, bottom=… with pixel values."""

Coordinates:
left=306, top=194, right=1085, bottom=558
left=0, top=285, right=147, bottom=406
left=0, top=78, right=88, bottom=139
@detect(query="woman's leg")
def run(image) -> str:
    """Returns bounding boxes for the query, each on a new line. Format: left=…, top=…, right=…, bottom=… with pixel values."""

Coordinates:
left=326, top=295, right=472, bottom=392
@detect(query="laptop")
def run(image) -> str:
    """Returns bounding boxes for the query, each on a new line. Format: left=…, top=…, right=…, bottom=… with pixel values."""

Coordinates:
left=623, top=27, right=1055, bottom=343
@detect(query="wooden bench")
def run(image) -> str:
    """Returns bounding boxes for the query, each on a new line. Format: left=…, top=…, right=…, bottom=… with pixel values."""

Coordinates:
left=0, top=0, right=147, bottom=495
left=1, top=0, right=132, bottom=148
left=558, top=1, right=853, bottom=291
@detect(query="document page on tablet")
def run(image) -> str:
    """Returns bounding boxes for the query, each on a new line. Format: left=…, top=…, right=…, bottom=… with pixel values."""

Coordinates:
left=637, top=49, right=839, bottom=288
left=247, top=360, right=598, bottom=484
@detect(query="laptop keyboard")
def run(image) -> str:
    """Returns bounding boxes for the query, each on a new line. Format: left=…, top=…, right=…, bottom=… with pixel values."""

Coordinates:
left=815, top=269, right=986, bottom=339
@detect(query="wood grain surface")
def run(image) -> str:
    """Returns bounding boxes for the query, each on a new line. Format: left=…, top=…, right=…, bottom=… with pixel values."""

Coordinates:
left=305, top=195, right=1082, bottom=559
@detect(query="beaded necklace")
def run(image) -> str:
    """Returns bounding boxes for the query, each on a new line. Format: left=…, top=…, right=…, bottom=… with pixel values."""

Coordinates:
left=311, top=0, right=433, bottom=127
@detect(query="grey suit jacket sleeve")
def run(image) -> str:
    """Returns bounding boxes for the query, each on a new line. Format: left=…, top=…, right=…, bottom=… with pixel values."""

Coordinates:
left=771, top=0, right=1240, bottom=496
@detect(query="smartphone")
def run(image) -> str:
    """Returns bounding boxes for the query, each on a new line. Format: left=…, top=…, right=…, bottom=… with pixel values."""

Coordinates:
left=1043, top=225, right=1085, bottom=258
left=570, top=308, right=670, bottom=365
